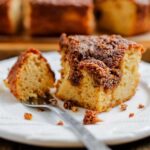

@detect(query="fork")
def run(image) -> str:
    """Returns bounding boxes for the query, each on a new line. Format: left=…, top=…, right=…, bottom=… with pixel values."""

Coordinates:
left=22, top=97, right=111, bottom=150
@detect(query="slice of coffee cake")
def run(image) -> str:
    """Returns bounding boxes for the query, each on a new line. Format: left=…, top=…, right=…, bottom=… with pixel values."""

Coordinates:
left=6, top=48, right=55, bottom=101
left=56, top=34, right=144, bottom=112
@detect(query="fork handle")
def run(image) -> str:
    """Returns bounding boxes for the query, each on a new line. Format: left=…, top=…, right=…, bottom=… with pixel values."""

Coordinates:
left=48, top=106, right=111, bottom=150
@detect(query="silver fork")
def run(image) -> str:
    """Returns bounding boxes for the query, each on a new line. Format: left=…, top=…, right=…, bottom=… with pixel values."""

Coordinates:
left=22, top=97, right=111, bottom=150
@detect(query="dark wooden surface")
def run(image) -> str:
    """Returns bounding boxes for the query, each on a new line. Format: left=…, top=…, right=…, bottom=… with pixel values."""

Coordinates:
left=1, top=136, right=150, bottom=150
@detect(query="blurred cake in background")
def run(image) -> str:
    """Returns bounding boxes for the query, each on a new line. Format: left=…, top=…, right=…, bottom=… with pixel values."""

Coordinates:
left=95, top=0, right=150, bottom=36
left=0, top=0, right=21, bottom=34
left=0, top=0, right=150, bottom=37
left=23, top=0, right=95, bottom=36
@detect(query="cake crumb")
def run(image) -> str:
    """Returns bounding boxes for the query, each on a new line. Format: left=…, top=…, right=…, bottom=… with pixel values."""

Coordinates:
left=49, top=98, right=57, bottom=106
left=83, top=110, right=102, bottom=125
left=71, top=106, right=78, bottom=112
left=138, top=104, right=144, bottom=109
left=129, top=113, right=134, bottom=118
left=24, top=113, right=32, bottom=120
left=57, top=121, right=64, bottom=126
left=64, top=100, right=78, bottom=112
left=37, top=108, right=45, bottom=112
left=120, top=103, right=127, bottom=111
left=3, top=79, right=9, bottom=88
left=64, top=100, right=74, bottom=109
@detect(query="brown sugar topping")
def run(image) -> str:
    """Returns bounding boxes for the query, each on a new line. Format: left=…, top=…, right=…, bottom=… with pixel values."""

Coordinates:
left=83, top=110, right=102, bottom=125
left=24, top=113, right=32, bottom=120
left=60, top=34, right=144, bottom=89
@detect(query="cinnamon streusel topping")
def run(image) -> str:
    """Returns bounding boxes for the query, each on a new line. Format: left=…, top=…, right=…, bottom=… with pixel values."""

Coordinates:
left=60, top=33, right=143, bottom=90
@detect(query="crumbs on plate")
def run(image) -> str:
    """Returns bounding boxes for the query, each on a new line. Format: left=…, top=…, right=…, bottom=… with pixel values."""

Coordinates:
left=71, top=106, right=78, bottom=112
left=120, top=103, right=128, bottom=111
left=37, top=108, right=45, bottom=112
left=64, top=100, right=78, bottom=112
left=57, top=121, right=64, bottom=126
left=24, top=113, right=32, bottom=120
left=49, top=98, right=57, bottom=106
left=83, top=110, right=102, bottom=125
left=129, top=113, right=134, bottom=118
left=138, top=104, right=145, bottom=109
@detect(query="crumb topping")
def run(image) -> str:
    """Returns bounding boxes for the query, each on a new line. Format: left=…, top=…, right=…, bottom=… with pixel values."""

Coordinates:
left=24, top=113, right=32, bottom=120
left=83, top=110, right=102, bottom=125
left=60, top=34, right=143, bottom=89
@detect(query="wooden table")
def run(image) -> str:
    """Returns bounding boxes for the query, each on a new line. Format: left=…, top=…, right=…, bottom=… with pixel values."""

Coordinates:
left=0, top=36, right=150, bottom=150
left=1, top=136, right=150, bottom=150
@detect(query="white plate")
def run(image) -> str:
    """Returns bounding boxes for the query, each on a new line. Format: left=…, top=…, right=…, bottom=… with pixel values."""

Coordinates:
left=0, top=52, right=150, bottom=148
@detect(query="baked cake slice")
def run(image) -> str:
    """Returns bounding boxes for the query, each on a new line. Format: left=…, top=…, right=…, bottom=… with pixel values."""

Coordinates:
left=95, top=0, right=150, bottom=36
left=56, top=34, right=144, bottom=112
left=23, top=0, right=95, bottom=36
left=0, top=0, right=21, bottom=34
left=6, top=48, right=55, bottom=101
